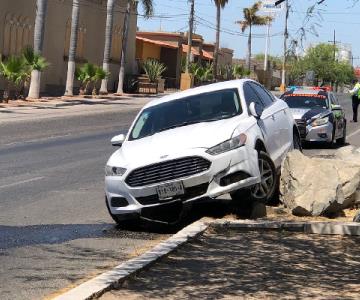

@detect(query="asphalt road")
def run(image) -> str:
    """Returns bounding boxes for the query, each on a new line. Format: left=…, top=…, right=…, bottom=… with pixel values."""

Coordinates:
left=0, top=93, right=359, bottom=300
left=0, top=108, right=172, bottom=300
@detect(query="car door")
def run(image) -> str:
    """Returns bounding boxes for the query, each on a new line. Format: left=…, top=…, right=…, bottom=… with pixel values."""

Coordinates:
left=243, top=82, right=280, bottom=166
left=249, top=82, right=291, bottom=167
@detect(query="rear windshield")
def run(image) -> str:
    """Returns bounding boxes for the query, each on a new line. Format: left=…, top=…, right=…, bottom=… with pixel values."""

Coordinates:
left=129, top=88, right=242, bottom=141
left=282, top=94, right=329, bottom=109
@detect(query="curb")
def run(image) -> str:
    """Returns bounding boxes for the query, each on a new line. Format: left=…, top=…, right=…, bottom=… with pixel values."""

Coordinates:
left=53, top=219, right=360, bottom=300
left=210, top=219, right=360, bottom=236
left=53, top=219, right=208, bottom=300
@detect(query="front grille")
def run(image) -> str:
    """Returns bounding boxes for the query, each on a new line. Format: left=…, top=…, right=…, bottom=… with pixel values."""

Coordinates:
left=295, top=119, right=307, bottom=139
left=136, top=183, right=209, bottom=205
left=126, top=156, right=211, bottom=187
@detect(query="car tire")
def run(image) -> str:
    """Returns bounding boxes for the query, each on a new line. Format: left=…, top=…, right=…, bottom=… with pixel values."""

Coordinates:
left=250, top=151, right=278, bottom=204
left=328, top=127, right=336, bottom=148
left=231, top=151, right=277, bottom=207
left=293, top=130, right=302, bottom=152
left=105, top=197, right=138, bottom=228
left=336, top=124, right=347, bottom=146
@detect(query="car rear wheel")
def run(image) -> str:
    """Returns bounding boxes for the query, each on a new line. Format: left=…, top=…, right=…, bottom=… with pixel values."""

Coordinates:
left=336, top=124, right=347, bottom=145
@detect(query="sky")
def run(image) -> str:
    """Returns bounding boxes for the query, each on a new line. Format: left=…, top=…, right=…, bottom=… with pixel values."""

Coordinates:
left=137, top=0, right=360, bottom=67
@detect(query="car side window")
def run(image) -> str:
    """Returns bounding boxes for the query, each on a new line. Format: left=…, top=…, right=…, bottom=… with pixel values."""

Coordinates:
left=243, top=83, right=264, bottom=110
left=250, top=83, right=274, bottom=107
left=331, top=94, right=339, bottom=105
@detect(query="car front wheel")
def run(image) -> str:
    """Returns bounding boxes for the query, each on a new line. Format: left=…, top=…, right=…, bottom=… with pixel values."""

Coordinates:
left=336, top=124, right=347, bottom=145
left=231, top=151, right=277, bottom=207
left=250, top=151, right=277, bottom=204
left=293, top=131, right=302, bottom=151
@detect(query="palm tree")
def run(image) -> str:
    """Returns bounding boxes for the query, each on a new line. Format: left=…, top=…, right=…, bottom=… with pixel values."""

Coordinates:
left=27, top=0, right=48, bottom=99
left=236, top=2, right=272, bottom=71
left=64, top=0, right=80, bottom=96
left=212, top=0, right=229, bottom=79
left=116, top=0, right=153, bottom=95
left=22, top=46, right=49, bottom=97
left=0, top=56, right=28, bottom=102
left=100, top=0, right=116, bottom=94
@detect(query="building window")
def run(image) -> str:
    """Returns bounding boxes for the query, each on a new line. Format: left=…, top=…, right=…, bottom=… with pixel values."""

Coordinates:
left=111, top=25, right=122, bottom=62
left=64, top=19, right=86, bottom=61
left=2, top=13, right=33, bottom=56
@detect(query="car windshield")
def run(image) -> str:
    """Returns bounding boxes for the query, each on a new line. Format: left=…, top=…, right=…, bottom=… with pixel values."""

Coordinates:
left=282, top=94, right=329, bottom=109
left=129, top=88, right=242, bottom=141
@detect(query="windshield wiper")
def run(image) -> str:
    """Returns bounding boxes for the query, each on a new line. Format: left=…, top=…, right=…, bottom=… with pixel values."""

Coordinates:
left=158, top=120, right=201, bottom=132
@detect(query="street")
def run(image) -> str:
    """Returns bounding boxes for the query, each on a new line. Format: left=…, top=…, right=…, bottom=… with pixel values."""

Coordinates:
left=0, top=93, right=360, bottom=300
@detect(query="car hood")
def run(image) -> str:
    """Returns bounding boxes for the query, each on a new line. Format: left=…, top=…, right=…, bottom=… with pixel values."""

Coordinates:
left=108, top=116, right=249, bottom=167
left=290, top=107, right=330, bottom=121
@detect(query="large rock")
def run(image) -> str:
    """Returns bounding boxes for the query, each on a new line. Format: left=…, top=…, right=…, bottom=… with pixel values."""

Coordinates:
left=280, top=151, right=360, bottom=216
left=313, top=158, right=360, bottom=207
left=334, top=145, right=360, bottom=166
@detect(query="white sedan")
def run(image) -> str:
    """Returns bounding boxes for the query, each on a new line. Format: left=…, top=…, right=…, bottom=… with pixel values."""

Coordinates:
left=105, top=79, right=300, bottom=225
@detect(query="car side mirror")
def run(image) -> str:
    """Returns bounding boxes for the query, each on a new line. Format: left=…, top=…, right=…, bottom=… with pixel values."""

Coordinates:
left=331, top=104, right=341, bottom=110
left=111, top=134, right=125, bottom=147
left=249, top=102, right=263, bottom=119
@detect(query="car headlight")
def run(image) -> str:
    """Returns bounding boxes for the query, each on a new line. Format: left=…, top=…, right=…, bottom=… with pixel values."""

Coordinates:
left=311, top=116, right=329, bottom=127
left=206, top=133, right=247, bottom=155
left=105, top=165, right=127, bottom=177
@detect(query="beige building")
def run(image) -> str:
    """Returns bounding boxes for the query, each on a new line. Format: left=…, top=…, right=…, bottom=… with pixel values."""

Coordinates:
left=0, top=0, right=137, bottom=95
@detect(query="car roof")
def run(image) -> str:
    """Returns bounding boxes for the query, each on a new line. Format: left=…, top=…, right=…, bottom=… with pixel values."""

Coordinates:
left=143, top=79, right=251, bottom=109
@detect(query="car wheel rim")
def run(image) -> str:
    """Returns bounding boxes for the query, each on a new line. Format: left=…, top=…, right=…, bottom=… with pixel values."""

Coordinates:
left=251, top=158, right=274, bottom=200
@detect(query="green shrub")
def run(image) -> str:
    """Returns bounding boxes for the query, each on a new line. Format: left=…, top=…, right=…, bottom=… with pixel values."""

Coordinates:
left=142, top=59, right=167, bottom=83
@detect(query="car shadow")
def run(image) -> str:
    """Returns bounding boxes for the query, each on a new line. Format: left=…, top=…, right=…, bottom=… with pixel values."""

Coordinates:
left=302, top=141, right=351, bottom=150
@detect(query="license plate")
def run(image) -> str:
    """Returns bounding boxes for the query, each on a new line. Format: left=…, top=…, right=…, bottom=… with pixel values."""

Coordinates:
left=156, top=182, right=185, bottom=200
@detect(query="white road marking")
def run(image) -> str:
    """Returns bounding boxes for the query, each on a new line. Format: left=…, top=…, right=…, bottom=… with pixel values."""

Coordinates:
left=0, top=176, right=44, bottom=189
left=347, top=127, right=360, bottom=139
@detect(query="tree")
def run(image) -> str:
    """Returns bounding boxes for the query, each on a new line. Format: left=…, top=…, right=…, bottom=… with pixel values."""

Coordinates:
left=64, top=0, right=80, bottom=96
left=22, top=46, right=49, bottom=96
left=100, top=0, right=116, bottom=94
left=288, top=43, right=355, bottom=86
left=254, top=53, right=282, bottom=69
left=28, top=0, right=48, bottom=99
left=212, top=0, right=229, bottom=79
left=116, top=0, right=153, bottom=95
left=236, top=2, right=272, bottom=71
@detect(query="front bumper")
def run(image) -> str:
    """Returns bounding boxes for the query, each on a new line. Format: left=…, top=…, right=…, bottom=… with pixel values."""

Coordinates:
left=305, top=122, right=334, bottom=142
left=105, top=146, right=261, bottom=220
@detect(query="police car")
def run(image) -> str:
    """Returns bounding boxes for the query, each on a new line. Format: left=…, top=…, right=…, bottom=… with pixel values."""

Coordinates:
left=281, top=87, right=346, bottom=145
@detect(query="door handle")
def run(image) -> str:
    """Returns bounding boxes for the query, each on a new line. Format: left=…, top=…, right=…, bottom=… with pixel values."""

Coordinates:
left=271, top=115, right=276, bottom=121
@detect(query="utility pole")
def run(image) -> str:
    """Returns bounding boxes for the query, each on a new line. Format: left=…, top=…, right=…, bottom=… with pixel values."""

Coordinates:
left=352, top=55, right=360, bottom=68
left=185, top=0, right=195, bottom=73
left=280, top=0, right=289, bottom=92
left=328, top=30, right=340, bottom=61
left=264, top=17, right=271, bottom=71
